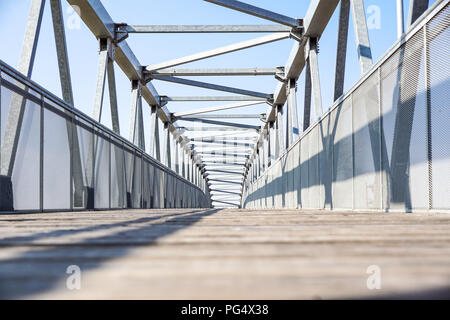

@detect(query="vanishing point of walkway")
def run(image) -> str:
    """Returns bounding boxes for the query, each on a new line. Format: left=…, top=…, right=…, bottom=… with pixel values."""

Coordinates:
left=1, top=209, right=450, bottom=299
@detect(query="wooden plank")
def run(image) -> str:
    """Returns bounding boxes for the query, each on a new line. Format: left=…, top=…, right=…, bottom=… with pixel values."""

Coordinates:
left=0, top=209, right=449, bottom=299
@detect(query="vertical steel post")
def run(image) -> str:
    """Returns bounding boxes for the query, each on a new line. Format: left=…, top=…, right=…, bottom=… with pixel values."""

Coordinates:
left=269, top=121, right=276, bottom=165
left=129, top=80, right=145, bottom=150
left=93, top=39, right=108, bottom=122
left=49, top=0, right=87, bottom=208
left=407, top=0, right=429, bottom=28
left=276, top=104, right=284, bottom=157
left=163, top=122, right=171, bottom=167
left=308, top=38, right=323, bottom=120
left=334, top=0, right=350, bottom=101
left=303, top=60, right=312, bottom=131
left=263, top=131, right=269, bottom=172
left=1, top=0, right=45, bottom=177
left=287, top=78, right=299, bottom=146
left=106, top=50, right=120, bottom=134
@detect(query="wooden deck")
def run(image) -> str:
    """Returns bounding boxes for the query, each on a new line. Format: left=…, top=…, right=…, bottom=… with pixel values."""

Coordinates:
left=0, top=209, right=449, bottom=299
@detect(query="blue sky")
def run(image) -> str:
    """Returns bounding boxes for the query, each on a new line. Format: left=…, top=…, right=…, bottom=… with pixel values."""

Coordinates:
left=0, top=0, right=435, bottom=146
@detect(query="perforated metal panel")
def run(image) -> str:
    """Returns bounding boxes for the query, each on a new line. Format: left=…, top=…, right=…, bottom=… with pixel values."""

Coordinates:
left=308, top=125, right=320, bottom=208
left=11, top=94, right=41, bottom=210
left=274, top=160, right=282, bottom=207
left=285, top=149, right=295, bottom=208
left=292, top=142, right=301, bottom=209
left=94, top=133, right=110, bottom=209
left=352, top=72, right=382, bottom=210
left=381, top=29, right=429, bottom=211
left=318, top=115, right=332, bottom=209
left=300, top=134, right=309, bottom=208
left=332, top=98, right=353, bottom=210
left=240, top=4, right=449, bottom=212
left=429, top=4, right=450, bottom=209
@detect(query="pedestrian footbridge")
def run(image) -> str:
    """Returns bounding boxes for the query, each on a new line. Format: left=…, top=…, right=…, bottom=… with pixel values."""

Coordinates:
left=0, top=0, right=449, bottom=299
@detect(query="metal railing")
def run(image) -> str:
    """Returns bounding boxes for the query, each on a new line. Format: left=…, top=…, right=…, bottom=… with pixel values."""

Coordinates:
left=0, top=60, right=210, bottom=212
left=242, top=2, right=450, bottom=212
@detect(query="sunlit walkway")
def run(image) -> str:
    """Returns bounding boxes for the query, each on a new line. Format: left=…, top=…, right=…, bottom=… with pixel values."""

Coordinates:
left=1, top=209, right=449, bottom=299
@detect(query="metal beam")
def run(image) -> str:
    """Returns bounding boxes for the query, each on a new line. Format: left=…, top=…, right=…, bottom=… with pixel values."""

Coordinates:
left=146, top=33, right=290, bottom=71
left=67, top=0, right=159, bottom=106
left=50, top=0, right=86, bottom=208
left=190, top=137, right=256, bottom=141
left=200, top=152, right=252, bottom=157
left=195, top=144, right=253, bottom=149
left=92, top=40, right=108, bottom=122
left=129, top=81, right=145, bottom=149
left=106, top=50, right=120, bottom=134
left=407, top=0, right=429, bottom=27
left=151, top=67, right=280, bottom=77
left=50, top=0, right=74, bottom=105
left=162, top=96, right=267, bottom=102
left=208, top=169, right=245, bottom=175
left=303, top=60, right=312, bottom=130
left=272, top=0, right=340, bottom=107
left=209, top=179, right=243, bottom=185
left=268, top=121, right=276, bottom=164
left=200, top=152, right=250, bottom=156
left=211, top=200, right=240, bottom=207
left=350, top=0, right=373, bottom=74
left=211, top=194, right=242, bottom=198
left=244, top=0, right=340, bottom=178
left=210, top=191, right=243, bottom=195
left=67, top=0, right=205, bottom=175
left=173, top=101, right=265, bottom=117
left=334, top=0, right=350, bottom=101
left=209, top=186, right=243, bottom=190
left=396, top=0, right=405, bottom=39
left=209, top=181, right=242, bottom=186
left=206, top=169, right=244, bottom=173
left=197, top=148, right=250, bottom=158
left=1, top=0, right=45, bottom=177
left=210, top=190, right=242, bottom=196
left=163, top=122, right=171, bottom=167
left=190, top=140, right=254, bottom=147
left=197, top=145, right=252, bottom=151
left=122, top=24, right=291, bottom=33
left=178, top=118, right=260, bottom=130
left=204, top=0, right=302, bottom=28
left=276, top=104, right=284, bottom=156
left=286, top=78, right=299, bottom=146
left=149, top=105, right=161, bottom=161
left=188, top=133, right=257, bottom=140
left=263, top=133, right=269, bottom=171
left=152, top=76, right=273, bottom=99
left=181, top=114, right=262, bottom=119
left=184, top=127, right=258, bottom=132
left=202, top=160, right=248, bottom=165
left=208, top=173, right=245, bottom=177
left=203, top=161, right=246, bottom=164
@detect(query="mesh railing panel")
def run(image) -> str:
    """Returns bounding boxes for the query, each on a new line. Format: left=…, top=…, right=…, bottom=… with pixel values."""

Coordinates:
left=0, top=62, right=209, bottom=212
left=243, top=3, right=449, bottom=212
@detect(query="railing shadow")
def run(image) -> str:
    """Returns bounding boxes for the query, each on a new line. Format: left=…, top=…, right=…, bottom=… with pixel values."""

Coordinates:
left=0, top=209, right=219, bottom=299
left=243, top=78, right=448, bottom=211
